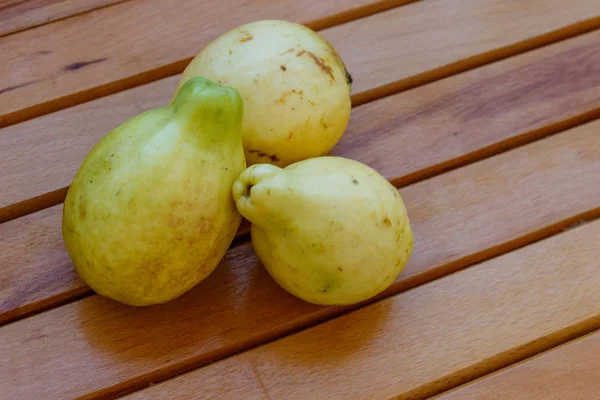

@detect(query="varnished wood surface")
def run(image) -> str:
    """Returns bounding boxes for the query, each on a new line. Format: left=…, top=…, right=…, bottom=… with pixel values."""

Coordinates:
left=125, top=219, right=600, bottom=400
left=2, top=0, right=600, bottom=128
left=0, top=0, right=410, bottom=128
left=4, top=27, right=600, bottom=222
left=0, top=205, right=85, bottom=324
left=0, top=76, right=177, bottom=223
left=436, top=330, right=600, bottom=400
left=3, top=28, right=600, bottom=323
left=333, top=29, right=600, bottom=187
left=325, top=0, right=600, bottom=105
left=2, top=0, right=600, bottom=398
left=1, top=122, right=598, bottom=399
left=0, top=0, right=127, bottom=37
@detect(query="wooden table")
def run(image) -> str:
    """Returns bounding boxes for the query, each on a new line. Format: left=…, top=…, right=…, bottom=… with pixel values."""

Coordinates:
left=2, top=0, right=600, bottom=398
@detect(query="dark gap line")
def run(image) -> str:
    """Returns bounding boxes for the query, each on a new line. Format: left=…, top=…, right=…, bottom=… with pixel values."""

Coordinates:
left=0, top=0, right=422, bottom=127
left=412, top=314, right=600, bottom=399
left=428, top=327, right=600, bottom=399
left=0, top=0, right=136, bottom=38
left=2, top=108, right=600, bottom=327
left=4, top=7, right=600, bottom=130
left=98, top=212, right=600, bottom=399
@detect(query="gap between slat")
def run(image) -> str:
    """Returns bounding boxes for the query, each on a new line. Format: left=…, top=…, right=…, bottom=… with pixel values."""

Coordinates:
left=4, top=26, right=600, bottom=325
left=2, top=4, right=600, bottom=130
left=353, top=16, right=600, bottom=107
left=0, top=0, right=420, bottom=128
left=0, top=0, right=131, bottom=38
left=118, top=218, right=600, bottom=400
left=3, top=115, right=600, bottom=327
left=3, top=92, right=600, bottom=226
left=106, top=213, right=599, bottom=399
left=432, top=327, right=600, bottom=399
left=4, top=22, right=600, bottom=224
left=1, top=120, right=598, bottom=399
left=401, top=221, right=600, bottom=399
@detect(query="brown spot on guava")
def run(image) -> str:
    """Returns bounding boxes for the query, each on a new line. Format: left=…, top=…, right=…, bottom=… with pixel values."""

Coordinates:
left=167, top=213, right=185, bottom=229
left=229, top=49, right=233, bottom=55
left=297, top=50, right=335, bottom=82
left=195, top=217, right=213, bottom=236
left=79, top=201, right=87, bottom=220
left=141, top=263, right=160, bottom=279
left=383, top=216, right=392, bottom=227
left=276, top=91, right=292, bottom=104
left=338, top=266, right=343, bottom=271
left=280, top=48, right=295, bottom=56
left=280, top=65, right=287, bottom=71
left=239, top=31, right=253, bottom=42
left=352, top=179, right=359, bottom=185
left=248, top=150, right=280, bottom=163
left=275, top=89, right=302, bottom=104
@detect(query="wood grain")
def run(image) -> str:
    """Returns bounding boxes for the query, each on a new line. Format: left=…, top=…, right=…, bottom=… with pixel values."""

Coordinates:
left=1, top=122, right=599, bottom=399
left=0, top=0, right=127, bottom=37
left=0, top=76, right=178, bottom=223
left=0, top=0, right=411, bottom=128
left=2, top=0, right=600, bottom=128
left=0, top=202, right=247, bottom=325
left=436, top=330, right=600, bottom=400
left=327, top=0, right=600, bottom=105
left=4, top=29, right=600, bottom=323
left=125, top=220, right=600, bottom=400
left=5, top=27, right=600, bottom=224
left=333, top=28, right=600, bottom=187
left=0, top=205, right=86, bottom=324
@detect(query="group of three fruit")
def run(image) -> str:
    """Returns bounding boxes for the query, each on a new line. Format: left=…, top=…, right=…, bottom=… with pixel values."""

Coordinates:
left=62, top=20, right=414, bottom=308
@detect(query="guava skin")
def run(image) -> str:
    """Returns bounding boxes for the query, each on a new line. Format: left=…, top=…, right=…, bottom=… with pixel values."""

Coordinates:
left=233, top=157, right=414, bottom=306
left=176, top=20, right=352, bottom=167
left=62, top=78, right=246, bottom=306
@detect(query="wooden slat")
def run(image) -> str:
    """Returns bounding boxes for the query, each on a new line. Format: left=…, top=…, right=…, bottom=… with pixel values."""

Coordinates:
left=0, top=0, right=409, bottom=128
left=124, top=219, right=600, bottom=400
left=436, top=330, right=600, bottom=400
left=1, top=121, right=599, bottom=399
left=3, top=28, right=600, bottom=323
left=328, top=0, right=600, bottom=105
left=0, top=200, right=247, bottom=325
left=331, top=28, right=600, bottom=187
left=2, top=0, right=600, bottom=129
left=5, top=27, right=600, bottom=224
left=0, top=0, right=126, bottom=37
left=0, top=205, right=86, bottom=324
left=0, top=76, right=177, bottom=223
